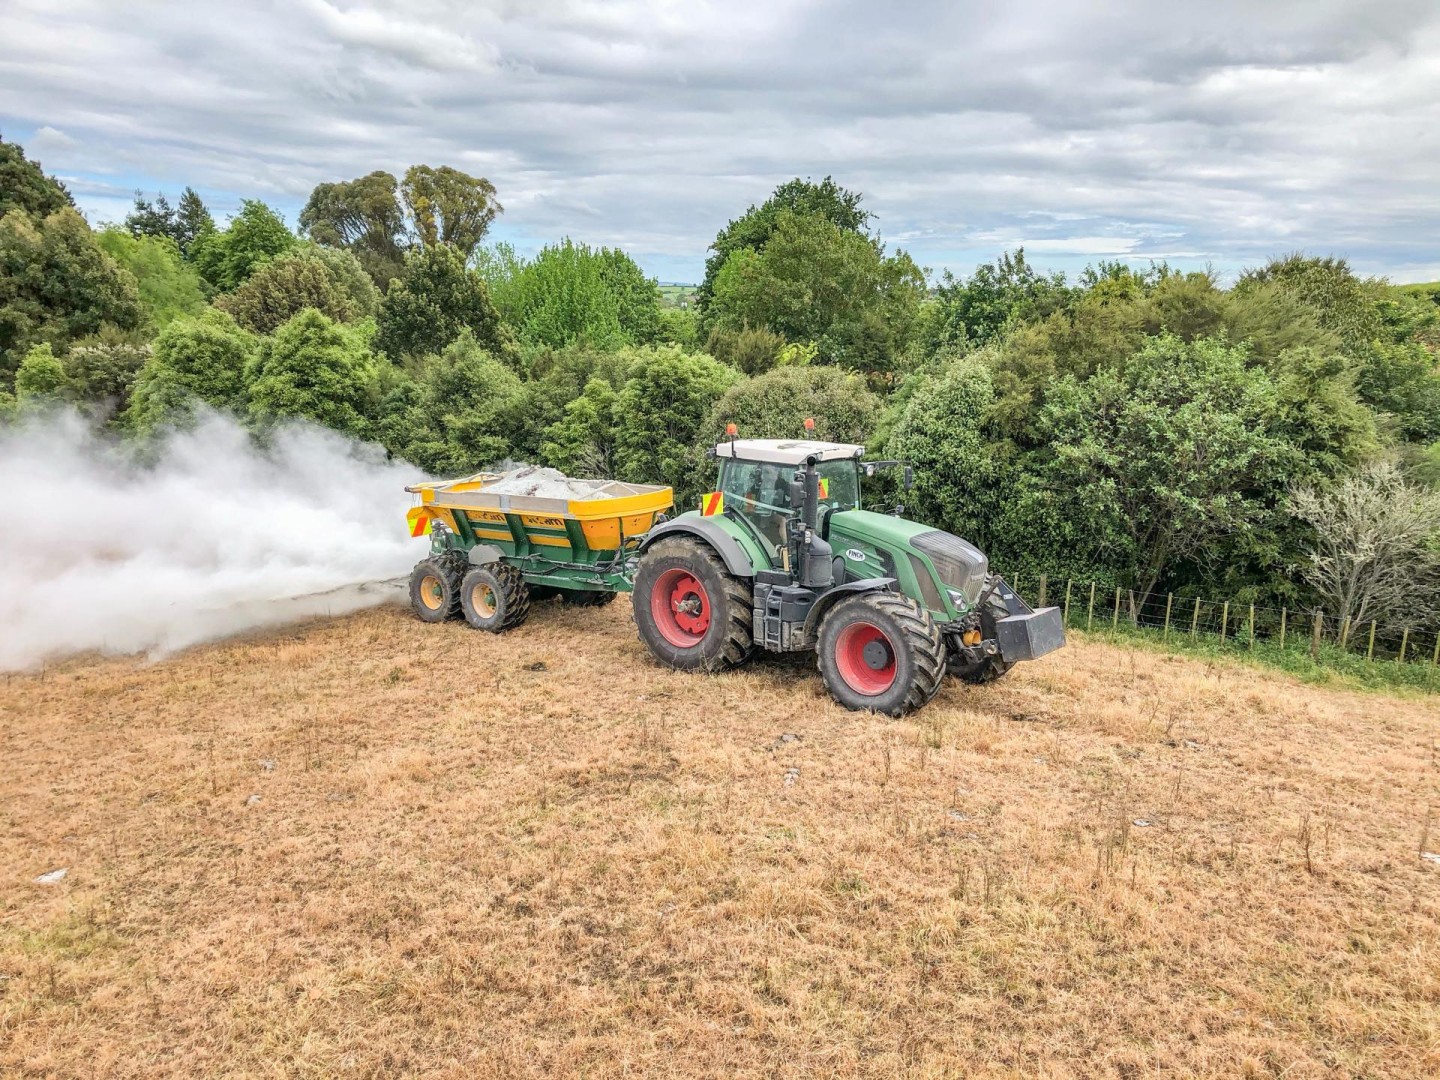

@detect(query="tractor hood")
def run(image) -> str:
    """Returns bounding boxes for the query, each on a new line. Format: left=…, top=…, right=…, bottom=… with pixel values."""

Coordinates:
left=828, top=510, right=990, bottom=608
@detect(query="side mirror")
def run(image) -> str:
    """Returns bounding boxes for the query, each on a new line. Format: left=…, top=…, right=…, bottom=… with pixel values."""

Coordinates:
left=789, top=473, right=805, bottom=509
left=903, top=465, right=914, bottom=491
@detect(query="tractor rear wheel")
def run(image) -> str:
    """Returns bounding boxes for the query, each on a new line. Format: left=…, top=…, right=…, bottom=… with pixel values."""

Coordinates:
left=460, top=563, right=531, bottom=632
left=632, top=537, right=753, bottom=671
left=817, top=591, right=946, bottom=716
left=409, top=551, right=467, bottom=622
left=558, top=588, right=616, bottom=607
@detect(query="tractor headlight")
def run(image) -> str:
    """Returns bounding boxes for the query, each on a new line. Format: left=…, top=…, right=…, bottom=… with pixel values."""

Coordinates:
left=946, top=587, right=969, bottom=611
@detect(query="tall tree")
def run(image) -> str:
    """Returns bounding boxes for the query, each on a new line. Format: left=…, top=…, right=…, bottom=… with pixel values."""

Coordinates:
left=0, top=136, right=73, bottom=219
left=401, top=165, right=501, bottom=256
left=174, top=188, right=214, bottom=256
left=95, top=228, right=207, bottom=329
left=699, top=176, right=870, bottom=313
left=301, top=165, right=502, bottom=287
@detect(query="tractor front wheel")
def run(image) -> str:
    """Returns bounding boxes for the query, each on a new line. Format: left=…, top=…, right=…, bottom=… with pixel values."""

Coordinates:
left=817, top=592, right=946, bottom=716
left=632, top=538, right=753, bottom=671
left=460, top=563, right=531, bottom=632
left=409, top=552, right=467, bottom=623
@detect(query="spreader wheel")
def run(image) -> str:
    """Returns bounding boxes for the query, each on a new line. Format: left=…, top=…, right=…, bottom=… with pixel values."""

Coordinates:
left=460, top=562, right=531, bottom=632
left=408, top=551, right=467, bottom=623
left=817, top=591, right=946, bottom=716
left=632, top=537, right=753, bottom=672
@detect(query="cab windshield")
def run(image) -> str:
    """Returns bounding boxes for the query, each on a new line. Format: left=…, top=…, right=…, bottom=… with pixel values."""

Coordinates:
left=717, top=458, right=862, bottom=560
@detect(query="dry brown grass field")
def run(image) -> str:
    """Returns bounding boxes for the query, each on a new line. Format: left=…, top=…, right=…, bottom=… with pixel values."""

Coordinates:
left=2, top=600, right=1438, bottom=1078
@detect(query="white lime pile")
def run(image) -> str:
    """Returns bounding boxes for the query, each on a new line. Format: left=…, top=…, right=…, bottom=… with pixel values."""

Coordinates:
left=483, top=465, right=616, bottom=500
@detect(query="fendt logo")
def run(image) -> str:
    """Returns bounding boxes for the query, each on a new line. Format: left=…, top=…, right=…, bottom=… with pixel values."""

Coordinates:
left=845, top=548, right=867, bottom=562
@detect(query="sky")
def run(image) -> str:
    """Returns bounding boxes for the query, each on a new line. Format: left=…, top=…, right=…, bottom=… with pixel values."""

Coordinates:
left=2, top=0, right=1439, bottom=285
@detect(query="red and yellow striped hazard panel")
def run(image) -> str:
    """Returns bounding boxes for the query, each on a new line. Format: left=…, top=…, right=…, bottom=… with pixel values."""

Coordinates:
left=700, top=491, right=725, bottom=516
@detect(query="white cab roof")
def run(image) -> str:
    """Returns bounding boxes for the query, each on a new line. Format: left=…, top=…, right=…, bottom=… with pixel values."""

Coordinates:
left=713, top=438, right=865, bottom=465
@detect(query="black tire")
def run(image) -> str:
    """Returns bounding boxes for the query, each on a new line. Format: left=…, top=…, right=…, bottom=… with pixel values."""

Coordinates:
left=950, top=655, right=1014, bottom=684
left=817, top=591, right=946, bottom=716
left=409, top=551, right=467, bottom=623
left=632, top=537, right=753, bottom=671
left=460, top=563, right=531, bottom=632
left=558, top=588, right=617, bottom=607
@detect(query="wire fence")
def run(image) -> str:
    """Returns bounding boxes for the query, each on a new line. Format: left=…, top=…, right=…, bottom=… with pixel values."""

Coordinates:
left=1005, top=573, right=1440, bottom=689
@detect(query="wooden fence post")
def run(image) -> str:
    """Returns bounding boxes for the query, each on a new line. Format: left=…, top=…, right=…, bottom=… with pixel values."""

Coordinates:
left=1162, top=593, right=1174, bottom=643
left=1038, top=574, right=1048, bottom=608
left=1191, top=597, right=1202, bottom=640
left=1398, top=628, right=1409, bottom=664
left=1366, top=621, right=1377, bottom=662
left=1220, top=601, right=1229, bottom=644
left=1311, top=610, right=1323, bottom=659
left=1340, top=616, right=1351, bottom=649
left=1063, top=580, right=1073, bottom=626
left=1086, top=583, right=1096, bottom=631
left=1249, top=604, right=1256, bottom=649
left=1111, top=587, right=1121, bottom=631
left=1279, top=608, right=1287, bottom=651
left=1432, top=633, right=1440, bottom=668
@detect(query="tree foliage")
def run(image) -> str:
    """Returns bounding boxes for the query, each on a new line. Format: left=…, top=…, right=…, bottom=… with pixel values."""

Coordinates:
left=706, top=210, right=924, bottom=376
left=0, top=136, right=72, bottom=219
left=300, top=165, right=502, bottom=287
left=1289, top=461, right=1440, bottom=629
left=95, top=228, right=207, bottom=328
left=699, top=176, right=869, bottom=312
left=126, top=309, right=255, bottom=431
left=189, top=200, right=298, bottom=292
left=613, top=346, right=739, bottom=503
left=213, top=247, right=375, bottom=334
left=708, top=365, right=881, bottom=446
left=125, top=187, right=215, bottom=256
left=375, top=244, right=516, bottom=363
left=246, top=309, right=373, bottom=436
left=0, top=207, right=143, bottom=383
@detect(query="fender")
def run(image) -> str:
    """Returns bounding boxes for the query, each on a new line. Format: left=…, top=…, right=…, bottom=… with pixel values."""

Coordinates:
left=803, top=577, right=897, bottom=640
left=639, top=517, right=757, bottom=578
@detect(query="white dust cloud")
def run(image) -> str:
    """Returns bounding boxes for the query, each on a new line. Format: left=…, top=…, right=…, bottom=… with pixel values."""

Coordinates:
left=0, top=409, right=428, bottom=670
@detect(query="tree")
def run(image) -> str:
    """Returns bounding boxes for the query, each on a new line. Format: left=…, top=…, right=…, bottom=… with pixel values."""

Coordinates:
left=1237, top=254, right=1386, bottom=356
left=95, top=228, right=207, bottom=328
left=385, top=331, right=527, bottom=474
left=125, top=309, right=255, bottom=430
left=401, top=165, right=501, bottom=257
left=0, top=136, right=72, bottom=219
left=1289, top=461, right=1440, bottom=629
left=301, top=165, right=503, bottom=287
left=247, top=309, right=372, bottom=436
left=541, top=376, right=620, bottom=478
left=189, top=200, right=297, bottom=292
left=699, top=176, right=870, bottom=312
left=14, top=343, right=71, bottom=403
left=212, top=248, right=365, bottom=334
left=62, top=337, right=151, bottom=417
left=706, top=210, right=925, bottom=376
left=126, top=187, right=214, bottom=257
left=1352, top=340, right=1440, bottom=443
left=598, top=247, right=662, bottom=344
left=1036, top=334, right=1286, bottom=602
left=375, top=243, right=517, bottom=363
left=0, top=207, right=143, bottom=383
left=703, top=324, right=787, bottom=375
left=613, top=345, right=738, bottom=504
left=708, top=365, right=881, bottom=446
left=174, top=188, right=214, bottom=256
left=921, top=249, right=1069, bottom=354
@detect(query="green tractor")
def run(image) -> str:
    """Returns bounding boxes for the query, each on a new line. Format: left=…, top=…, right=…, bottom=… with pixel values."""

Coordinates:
left=631, top=435, right=1065, bottom=715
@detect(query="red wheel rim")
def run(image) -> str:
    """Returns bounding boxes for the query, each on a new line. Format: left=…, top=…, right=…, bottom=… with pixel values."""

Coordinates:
left=834, top=621, right=897, bottom=695
left=650, top=568, right=711, bottom=648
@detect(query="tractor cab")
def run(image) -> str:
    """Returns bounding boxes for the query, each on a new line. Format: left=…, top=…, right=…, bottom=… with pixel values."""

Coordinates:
left=712, top=438, right=863, bottom=560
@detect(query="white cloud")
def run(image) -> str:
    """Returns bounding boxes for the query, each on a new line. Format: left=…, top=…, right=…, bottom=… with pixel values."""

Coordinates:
left=1, top=0, right=1438, bottom=281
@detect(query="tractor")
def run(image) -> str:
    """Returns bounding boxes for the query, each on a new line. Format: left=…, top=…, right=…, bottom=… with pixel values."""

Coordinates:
left=628, top=432, right=1064, bottom=714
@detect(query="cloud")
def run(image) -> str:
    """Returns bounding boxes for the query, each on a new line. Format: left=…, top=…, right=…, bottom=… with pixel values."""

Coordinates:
left=1, top=0, right=1438, bottom=281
